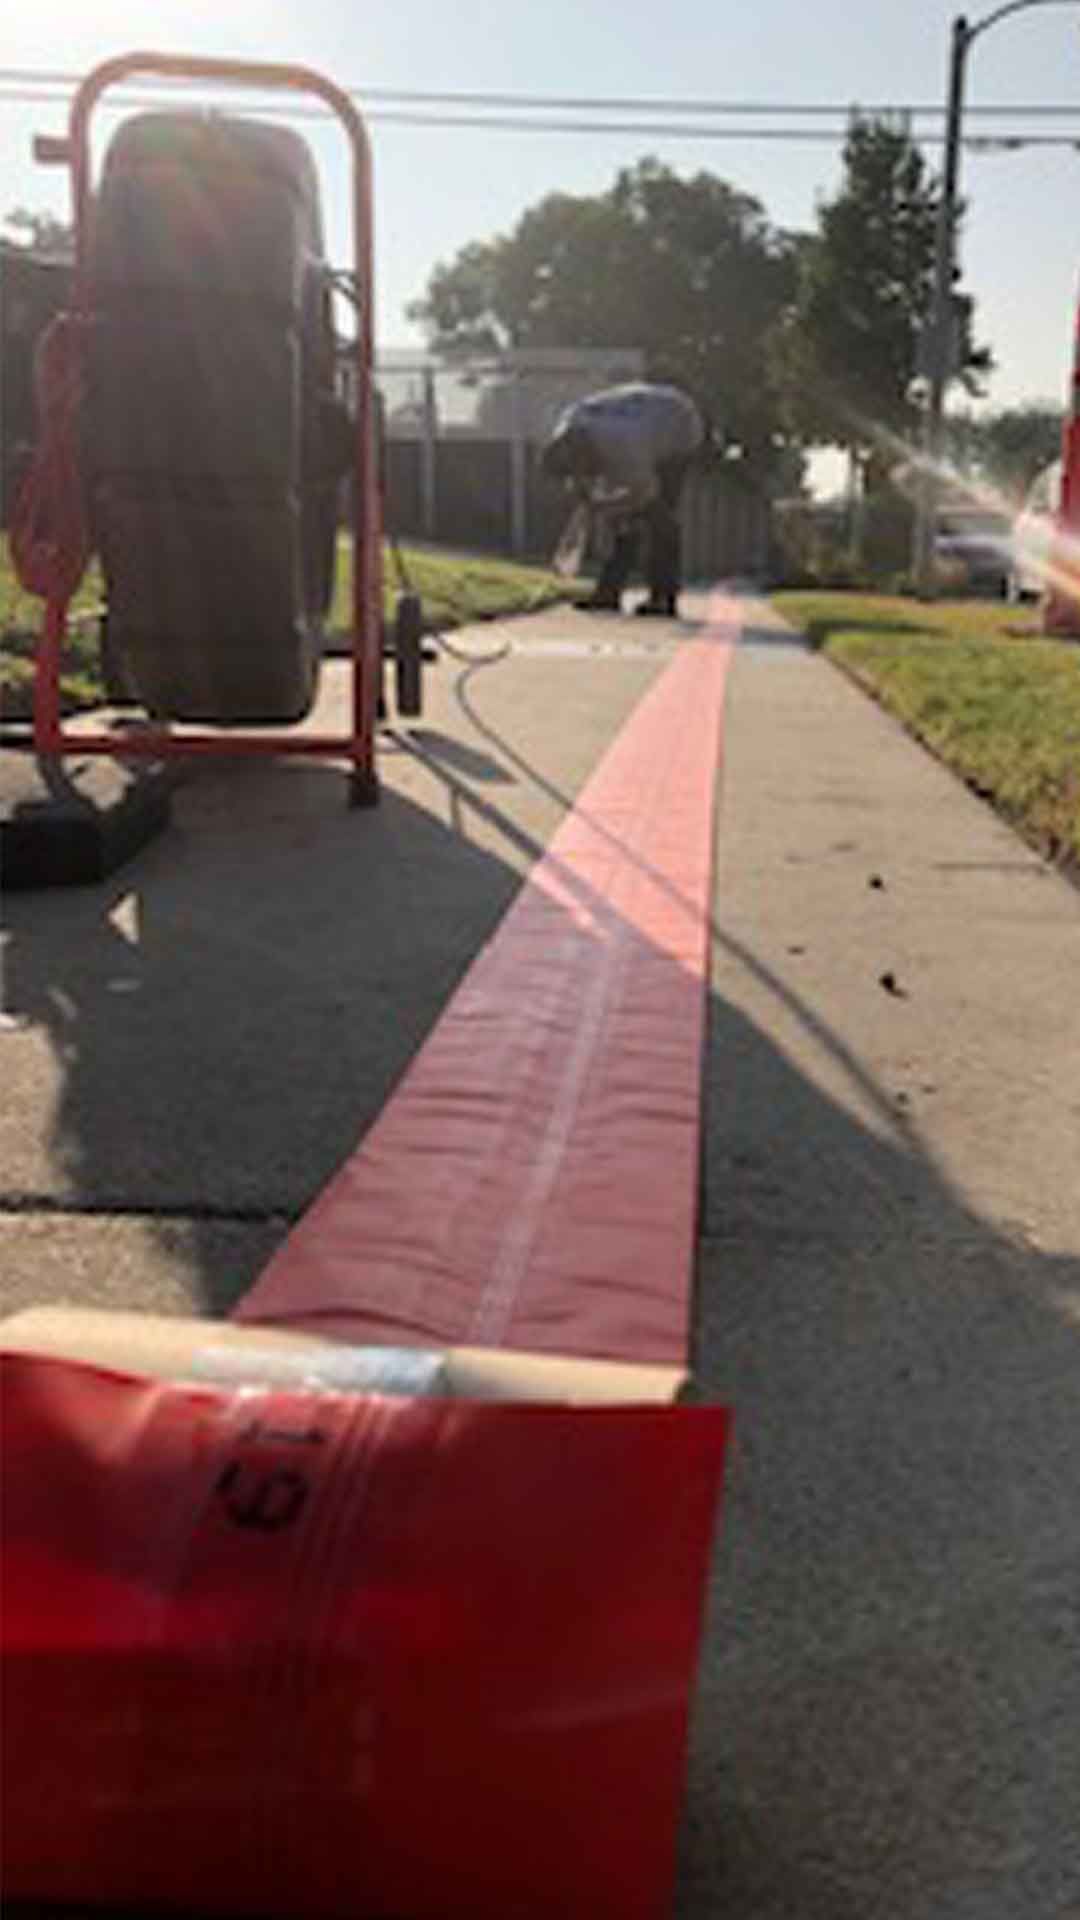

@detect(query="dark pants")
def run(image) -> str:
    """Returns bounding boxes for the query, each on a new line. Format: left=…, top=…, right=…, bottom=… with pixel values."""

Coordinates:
left=593, top=456, right=688, bottom=610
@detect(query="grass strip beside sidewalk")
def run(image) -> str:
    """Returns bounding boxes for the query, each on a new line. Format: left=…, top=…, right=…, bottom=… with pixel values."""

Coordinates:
left=1, top=537, right=578, bottom=720
left=773, top=591, right=1080, bottom=870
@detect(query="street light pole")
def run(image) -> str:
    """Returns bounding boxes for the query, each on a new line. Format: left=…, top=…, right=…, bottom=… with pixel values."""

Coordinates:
left=912, top=0, right=1080, bottom=598
left=912, top=15, right=970, bottom=596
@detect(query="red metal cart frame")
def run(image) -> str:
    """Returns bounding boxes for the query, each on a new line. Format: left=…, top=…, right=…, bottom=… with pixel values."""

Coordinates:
left=31, top=52, right=383, bottom=804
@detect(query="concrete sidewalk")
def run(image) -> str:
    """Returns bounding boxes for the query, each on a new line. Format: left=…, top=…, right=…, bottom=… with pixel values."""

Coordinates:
left=2, top=593, right=1078, bottom=1915
left=680, top=602, right=1080, bottom=1917
left=0, top=608, right=676, bottom=1314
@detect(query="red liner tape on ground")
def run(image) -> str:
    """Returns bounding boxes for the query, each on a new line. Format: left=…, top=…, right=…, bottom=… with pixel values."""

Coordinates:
left=2, top=1352, right=729, bottom=1919
left=238, top=603, right=735, bottom=1363
left=2, top=599, right=737, bottom=1920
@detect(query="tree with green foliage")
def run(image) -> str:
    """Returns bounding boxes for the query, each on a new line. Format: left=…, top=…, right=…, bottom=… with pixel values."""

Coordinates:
left=770, top=117, right=991, bottom=479
left=409, top=159, right=803, bottom=482
left=968, top=404, right=1064, bottom=499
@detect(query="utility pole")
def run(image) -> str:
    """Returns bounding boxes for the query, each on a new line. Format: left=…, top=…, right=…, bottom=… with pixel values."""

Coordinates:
left=912, top=15, right=970, bottom=598
left=911, top=0, right=1080, bottom=599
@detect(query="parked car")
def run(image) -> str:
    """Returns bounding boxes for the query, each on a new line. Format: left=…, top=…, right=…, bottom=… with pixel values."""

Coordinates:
left=932, top=508, right=1013, bottom=598
left=1008, top=458, right=1062, bottom=603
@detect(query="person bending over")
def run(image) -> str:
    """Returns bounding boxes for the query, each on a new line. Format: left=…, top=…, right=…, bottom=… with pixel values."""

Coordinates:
left=541, top=382, right=703, bottom=617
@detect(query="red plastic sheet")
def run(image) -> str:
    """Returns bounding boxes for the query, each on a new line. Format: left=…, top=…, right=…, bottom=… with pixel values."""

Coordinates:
left=238, top=616, right=734, bottom=1364
left=1, top=1352, right=729, bottom=1919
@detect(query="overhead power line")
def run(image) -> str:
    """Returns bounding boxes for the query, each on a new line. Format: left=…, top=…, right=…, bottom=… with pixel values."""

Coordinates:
left=0, top=89, right=1078, bottom=148
left=0, top=66, right=1077, bottom=119
left=0, top=71, right=1076, bottom=149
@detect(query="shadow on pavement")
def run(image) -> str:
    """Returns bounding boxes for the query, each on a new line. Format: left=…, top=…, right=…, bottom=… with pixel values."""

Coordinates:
left=1, top=758, right=523, bottom=1309
left=678, top=981, right=1080, bottom=1917
left=732, top=621, right=810, bottom=651
left=403, top=726, right=515, bottom=783
left=2, top=713, right=1078, bottom=1918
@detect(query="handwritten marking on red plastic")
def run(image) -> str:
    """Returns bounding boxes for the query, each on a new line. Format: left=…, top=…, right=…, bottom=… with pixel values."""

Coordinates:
left=237, top=596, right=736, bottom=1364
left=1, top=1352, right=729, bottom=1920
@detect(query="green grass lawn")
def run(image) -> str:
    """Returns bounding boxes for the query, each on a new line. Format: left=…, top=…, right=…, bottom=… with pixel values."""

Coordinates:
left=0, top=535, right=578, bottom=719
left=773, top=590, right=1080, bottom=869
left=338, top=540, right=577, bottom=632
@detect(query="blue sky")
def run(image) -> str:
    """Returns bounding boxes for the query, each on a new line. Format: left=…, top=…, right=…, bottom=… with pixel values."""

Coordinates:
left=3, top=0, right=1078, bottom=415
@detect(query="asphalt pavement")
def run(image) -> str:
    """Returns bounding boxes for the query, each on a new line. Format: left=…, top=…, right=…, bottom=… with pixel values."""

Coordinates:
left=2, top=594, right=1079, bottom=1917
